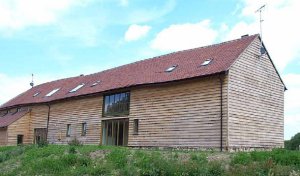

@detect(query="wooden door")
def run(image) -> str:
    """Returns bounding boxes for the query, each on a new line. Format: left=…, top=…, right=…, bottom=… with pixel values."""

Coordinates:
left=34, top=128, right=47, bottom=144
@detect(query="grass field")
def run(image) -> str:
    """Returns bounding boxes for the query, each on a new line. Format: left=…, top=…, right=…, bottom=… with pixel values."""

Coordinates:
left=0, top=145, right=300, bottom=176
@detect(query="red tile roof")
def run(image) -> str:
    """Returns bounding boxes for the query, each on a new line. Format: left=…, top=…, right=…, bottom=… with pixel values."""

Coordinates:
left=0, top=34, right=259, bottom=109
left=0, top=109, right=29, bottom=127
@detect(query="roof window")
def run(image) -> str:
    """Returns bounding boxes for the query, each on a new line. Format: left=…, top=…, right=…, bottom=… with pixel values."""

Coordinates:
left=45, top=88, right=60, bottom=97
left=33, top=92, right=40, bottom=97
left=91, top=81, right=101, bottom=87
left=201, top=59, right=212, bottom=66
left=165, top=65, right=178, bottom=72
left=69, top=83, right=85, bottom=93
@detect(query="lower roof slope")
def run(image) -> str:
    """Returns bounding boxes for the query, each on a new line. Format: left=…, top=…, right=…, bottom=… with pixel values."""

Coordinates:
left=0, top=109, right=29, bottom=127
left=0, top=34, right=258, bottom=109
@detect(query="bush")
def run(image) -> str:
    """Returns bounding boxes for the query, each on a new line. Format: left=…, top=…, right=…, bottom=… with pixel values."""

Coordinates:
left=37, top=139, right=48, bottom=148
left=69, top=146, right=76, bottom=154
left=285, top=133, right=300, bottom=150
left=68, top=137, right=82, bottom=146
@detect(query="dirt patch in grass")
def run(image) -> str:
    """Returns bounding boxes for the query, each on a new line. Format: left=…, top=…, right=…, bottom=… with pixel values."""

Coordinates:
left=89, top=149, right=111, bottom=160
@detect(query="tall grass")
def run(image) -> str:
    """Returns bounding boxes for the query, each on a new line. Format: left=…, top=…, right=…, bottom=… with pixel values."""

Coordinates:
left=0, top=145, right=299, bottom=176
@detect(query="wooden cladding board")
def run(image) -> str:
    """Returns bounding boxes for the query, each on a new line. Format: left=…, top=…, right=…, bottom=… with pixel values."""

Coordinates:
left=228, top=38, right=284, bottom=148
left=7, top=113, right=31, bottom=145
left=128, top=75, right=228, bottom=148
left=28, top=105, right=49, bottom=143
left=47, top=96, right=102, bottom=145
left=0, top=127, right=7, bottom=145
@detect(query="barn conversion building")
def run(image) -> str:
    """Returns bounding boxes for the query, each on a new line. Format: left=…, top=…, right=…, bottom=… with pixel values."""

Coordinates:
left=0, top=34, right=286, bottom=150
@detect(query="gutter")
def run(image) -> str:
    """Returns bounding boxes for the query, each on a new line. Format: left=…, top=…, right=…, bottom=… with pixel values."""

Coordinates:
left=219, top=73, right=224, bottom=152
left=46, top=104, right=51, bottom=141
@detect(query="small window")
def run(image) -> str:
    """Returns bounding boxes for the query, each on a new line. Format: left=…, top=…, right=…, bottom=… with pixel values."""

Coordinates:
left=17, top=135, right=23, bottom=145
left=66, top=124, right=71, bottom=137
left=45, top=88, right=60, bottom=97
left=81, top=123, right=87, bottom=136
left=133, top=119, right=139, bottom=135
left=69, top=83, right=85, bottom=93
left=33, top=92, right=40, bottom=97
left=165, top=65, right=178, bottom=72
left=91, top=81, right=101, bottom=87
left=201, top=59, right=212, bottom=66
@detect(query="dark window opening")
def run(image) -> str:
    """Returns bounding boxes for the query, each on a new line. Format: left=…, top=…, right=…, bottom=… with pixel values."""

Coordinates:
left=103, top=92, right=130, bottom=116
left=17, top=135, right=23, bottom=145
left=81, top=123, right=87, bottom=136
left=66, top=124, right=71, bottom=137
left=133, top=119, right=139, bottom=135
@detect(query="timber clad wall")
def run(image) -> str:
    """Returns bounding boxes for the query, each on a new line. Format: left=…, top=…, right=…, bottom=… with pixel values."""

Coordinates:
left=0, top=128, right=7, bottom=145
left=128, top=76, right=228, bottom=148
left=48, top=96, right=102, bottom=144
left=7, top=113, right=30, bottom=145
left=28, top=105, right=49, bottom=143
left=228, top=38, right=284, bottom=148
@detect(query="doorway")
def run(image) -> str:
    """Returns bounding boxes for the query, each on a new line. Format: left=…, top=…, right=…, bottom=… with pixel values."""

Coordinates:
left=34, top=128, right=47, bottom=144
left=102, top=119, right=128, bottom=146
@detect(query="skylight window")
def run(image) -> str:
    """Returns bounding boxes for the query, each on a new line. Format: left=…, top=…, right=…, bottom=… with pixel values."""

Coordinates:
left=165, top=65, right=178, bottom=72
left=201, top=59, right=212, bottom=66
left=33, top=92, right=40, bottom=97
left=45, top=88, right=60, bottom=97
left=91, top=81, right=101, bottom=87
left=69, top=83, right=85, bottom=93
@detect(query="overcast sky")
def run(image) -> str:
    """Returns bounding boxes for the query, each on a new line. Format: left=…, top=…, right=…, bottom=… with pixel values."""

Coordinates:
left=0, top=0, right=299, bottom=139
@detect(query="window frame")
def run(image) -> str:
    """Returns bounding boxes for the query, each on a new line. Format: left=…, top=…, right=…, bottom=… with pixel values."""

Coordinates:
left=66, top=124, right=71, bottom=137
left=102, top=92, right=130, bottom=117
left=81, top=122, right=87, bottom=136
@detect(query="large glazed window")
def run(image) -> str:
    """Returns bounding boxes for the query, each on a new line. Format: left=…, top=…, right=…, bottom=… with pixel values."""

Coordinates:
left=103, top=92, right=130, bottom=116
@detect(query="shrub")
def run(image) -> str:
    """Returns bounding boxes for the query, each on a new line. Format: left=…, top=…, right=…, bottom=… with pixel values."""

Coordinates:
left=37, top=139, right=48, bottom=148
left=69, top=146, right=76, bottom=154
left=231, top=152, right=252, bottom=165
left=285, top=133, right=300, bottom=150
left=68, top=137, right=82, bottom=146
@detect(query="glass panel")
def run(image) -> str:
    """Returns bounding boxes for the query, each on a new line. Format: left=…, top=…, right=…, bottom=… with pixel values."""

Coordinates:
left=103, top=92, right=130, bottom=116
left=118, top=121, right=124, bottom=146
left=113, top=121, right=118, bottom=145
left=102, top=122, right=107, bottom=145
left=107, top=121, right=113, bottom=145
left=115, top=94, right=120, bottom=113
left=104, top=96, right=109, bottom=113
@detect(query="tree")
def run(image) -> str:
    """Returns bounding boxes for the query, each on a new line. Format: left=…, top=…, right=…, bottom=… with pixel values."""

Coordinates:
left=285, top=132, right=300, bottom=150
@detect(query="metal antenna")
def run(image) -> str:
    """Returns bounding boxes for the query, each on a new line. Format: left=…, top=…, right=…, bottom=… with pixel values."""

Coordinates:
left=30, top=73, right=34, bottom=88
left=256, top=4, right=266, bottom=56
left=256, top=4, right=266, bottom=40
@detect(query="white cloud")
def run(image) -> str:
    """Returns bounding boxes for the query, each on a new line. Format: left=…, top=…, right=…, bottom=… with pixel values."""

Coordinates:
left=225, top=0, right=300, bottom=72
left=283, top=74, right=300, bottom=139
left=0, top=73, right=59, bottom=106
left=0, top=0, right=87, bottom=30
left=124, top=24, right=151, bottom=41
left=126, top=0, right=176, bottom=24
left=151, top=20, right=218, bottom=51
